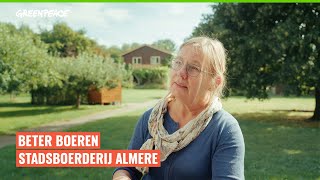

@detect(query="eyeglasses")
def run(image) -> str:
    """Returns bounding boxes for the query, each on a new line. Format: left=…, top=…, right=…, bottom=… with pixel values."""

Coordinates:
left=170, top=59, right=214, bottom=77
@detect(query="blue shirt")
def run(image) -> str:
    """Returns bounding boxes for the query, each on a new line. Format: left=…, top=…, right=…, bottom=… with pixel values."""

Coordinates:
left=114, top=108, right=245, bottom=180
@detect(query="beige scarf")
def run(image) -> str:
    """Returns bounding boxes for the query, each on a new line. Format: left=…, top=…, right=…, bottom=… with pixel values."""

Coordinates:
left=136, top=94, right=222, bottom=174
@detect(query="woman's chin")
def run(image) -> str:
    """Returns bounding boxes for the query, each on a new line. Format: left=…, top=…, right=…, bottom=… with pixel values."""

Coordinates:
left=170, top=88, right=187, bottom=100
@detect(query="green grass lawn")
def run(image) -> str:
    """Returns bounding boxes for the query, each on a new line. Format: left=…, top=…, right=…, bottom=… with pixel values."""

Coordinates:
left=0, top=96, right=319, bottom=179
left=0, top=89, right=168, bottom=135
left=122, top=88, right=167, bottom=103
left=223, top=96, right=318, bottom=127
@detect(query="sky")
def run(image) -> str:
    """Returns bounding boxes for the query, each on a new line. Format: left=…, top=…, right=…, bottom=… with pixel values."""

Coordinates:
left=0, top=3, right=213, bottom=48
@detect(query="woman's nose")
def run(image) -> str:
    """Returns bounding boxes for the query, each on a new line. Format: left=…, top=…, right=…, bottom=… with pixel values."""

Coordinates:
left=178, top=64, right=188, bottom=79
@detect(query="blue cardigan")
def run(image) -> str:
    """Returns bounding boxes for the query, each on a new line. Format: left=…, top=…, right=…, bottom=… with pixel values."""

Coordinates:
left=114, top=108, right=245, bottom=180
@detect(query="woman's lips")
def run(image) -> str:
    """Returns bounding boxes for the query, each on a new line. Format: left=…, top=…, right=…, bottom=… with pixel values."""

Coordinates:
left=174, top=82, right=187, bottom=89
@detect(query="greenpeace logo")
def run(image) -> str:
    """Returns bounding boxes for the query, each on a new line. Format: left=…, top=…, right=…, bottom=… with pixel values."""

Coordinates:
left=16, top=9, right=71, bottom=18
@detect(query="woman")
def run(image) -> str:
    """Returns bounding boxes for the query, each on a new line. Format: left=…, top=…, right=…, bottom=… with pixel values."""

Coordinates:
left=113, top=37, right=245, bottom=180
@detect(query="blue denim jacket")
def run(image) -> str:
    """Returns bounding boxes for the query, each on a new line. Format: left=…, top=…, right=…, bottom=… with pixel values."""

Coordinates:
left=114, top=108, right=245, bottom=180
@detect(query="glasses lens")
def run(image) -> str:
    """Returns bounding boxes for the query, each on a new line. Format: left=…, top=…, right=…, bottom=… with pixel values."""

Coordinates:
left=187, top=65, right=201, bottom=77
left=171, top=60, right=182, bottom=70
left=171, top=60, right=201, bottom=77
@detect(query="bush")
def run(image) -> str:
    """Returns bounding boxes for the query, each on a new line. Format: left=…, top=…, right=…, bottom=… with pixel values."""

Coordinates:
left=31, top=53, right=125, bottom=107
left=121, top=64, right=134, bottom=88
left=132, top=66, right=168, bottom=89
left=0, top=23, right=49, bottom=95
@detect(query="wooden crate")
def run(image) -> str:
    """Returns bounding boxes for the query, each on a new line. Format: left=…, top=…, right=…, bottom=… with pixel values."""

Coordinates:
left=88, top=84, right=122, bottom=105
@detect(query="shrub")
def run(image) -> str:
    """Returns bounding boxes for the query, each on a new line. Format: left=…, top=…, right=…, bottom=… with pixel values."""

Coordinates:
left=132, top=66, right=168, bottom=89
left=31, top=53, right=125, bottom=108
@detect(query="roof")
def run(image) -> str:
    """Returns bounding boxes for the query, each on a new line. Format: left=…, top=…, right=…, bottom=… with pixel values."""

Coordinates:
left=121, top=44, right=173, bottom=57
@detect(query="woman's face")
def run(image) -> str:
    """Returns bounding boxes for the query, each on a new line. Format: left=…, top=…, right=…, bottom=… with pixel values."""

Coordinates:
left=169, top=45, right=213, bottom=106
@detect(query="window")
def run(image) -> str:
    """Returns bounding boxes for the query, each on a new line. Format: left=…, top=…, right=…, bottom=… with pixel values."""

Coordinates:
left=132, top=57, right=142, bottom=64
left=150, top=56, right=161, bottom=65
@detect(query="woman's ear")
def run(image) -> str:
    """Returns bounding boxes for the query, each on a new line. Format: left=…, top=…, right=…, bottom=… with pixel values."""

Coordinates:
left=209, top=76, right=221, bottom=91
left=215, top=76, right=221, bottom=86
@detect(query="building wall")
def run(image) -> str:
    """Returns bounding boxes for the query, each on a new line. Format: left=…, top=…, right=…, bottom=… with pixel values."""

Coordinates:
left=123, top=46, right=172, bottom=65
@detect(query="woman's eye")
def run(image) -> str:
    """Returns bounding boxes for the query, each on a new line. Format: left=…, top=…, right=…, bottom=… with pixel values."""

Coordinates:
left=190, top=66, right=200, bottom=71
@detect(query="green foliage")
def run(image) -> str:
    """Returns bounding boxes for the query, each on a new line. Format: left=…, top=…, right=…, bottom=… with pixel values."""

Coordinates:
left=152, top=39, right=176, bottom=53
left=271, top=4, right=319, bottom=95
left=0, top=23, right=49, bottom=95
left=193, top=3, right=319, bottom=96
left=121, top=43, right=141, bottom=53
left=40, top=22, right=93, bottom=57
left=161, top=56, right=172, bottom=66
left=132, top=66, right=169, bottom=89
left=31, top=53, right=124, bottom=107
left=107, top=45, right=123, bottom=63
left=121, top=64, right=134, bottom=88
left=65, top=53, right=121, bottom=89
left=192, top=3, right=320, bottom=119
left=89, top=42, right=110, bottom=59
left=0, top=22, right=135, bottom=108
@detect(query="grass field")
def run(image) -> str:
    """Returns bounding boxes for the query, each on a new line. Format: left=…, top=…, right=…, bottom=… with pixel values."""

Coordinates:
left=223, top=96, right=318, bottom=127
left=0, top=89, right=168, bottom=135
left=122, top=88, right=167, bottom=103
left=0, top=94, right=319, bottom=179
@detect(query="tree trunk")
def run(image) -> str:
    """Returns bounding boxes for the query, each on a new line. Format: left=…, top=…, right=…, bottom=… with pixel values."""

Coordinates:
left=10, top=92, right=15, bottom=101
left=76, top=93, right=81, bottom=109
left=31, top=91, right=35, bottom=104
left=311, top=86, right=320, bottom=121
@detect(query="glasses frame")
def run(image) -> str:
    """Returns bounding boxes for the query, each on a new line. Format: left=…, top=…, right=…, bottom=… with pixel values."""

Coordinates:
left=170, top=59, right=215, bottom=77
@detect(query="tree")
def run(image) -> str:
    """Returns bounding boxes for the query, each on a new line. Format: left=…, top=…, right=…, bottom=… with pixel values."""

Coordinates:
left=121, top=43, right=141, bottom=52
left=88, top=40, right=110, bottom=58
left=107, top=45, right=123, bottom=63
left=29, top=53, right=126, bottom=108
left=272, top=4, right=320, bottom=121
left=0, top=23, right=49, bottom=97
left=40, top=22, right=93, bottom=57
left=152, top=39, right=176, bottom=53
left=192, top=3, right=320, bottom=121
left=58, top=53, right=123, bottom=108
